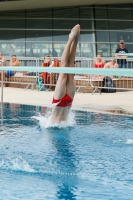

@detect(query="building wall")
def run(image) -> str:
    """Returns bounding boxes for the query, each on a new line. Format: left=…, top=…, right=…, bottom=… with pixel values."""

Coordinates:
left=0, top=4, right=133, bottom=58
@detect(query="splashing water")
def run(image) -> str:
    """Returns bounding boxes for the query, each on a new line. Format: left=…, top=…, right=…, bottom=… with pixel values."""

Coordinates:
left=0, top=156, right=35, bottom=172
left=126, top=139, right=133, bottom=144
left=1, top=103, right=133, bottom=200
left=32, top=110, right=76, bottom=129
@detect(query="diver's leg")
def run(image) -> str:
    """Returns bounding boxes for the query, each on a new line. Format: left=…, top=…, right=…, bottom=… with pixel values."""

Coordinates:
left=66, top=26, right=80, bottom=98
left=53, top=24, right=80, bottom=100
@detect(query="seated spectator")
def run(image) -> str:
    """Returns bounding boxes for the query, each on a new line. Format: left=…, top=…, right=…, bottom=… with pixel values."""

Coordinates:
left=0, top=52, right=6, bottom=66
left=46, top=58, right=61, bottom=91
left=51, top=58, right=61, bottom=79
left=92, top=53, right=106, bottom=80
left=41, top=55, right=52, bottom=84
left=52, top=58, right=61, bottom=67
left=94, top=53, right=106, bottom=68
left=0, top=52, right=7, bottom=86
left=10, top=54, right=21, bottom=66
left=9, top=54, right=21, bottom=76
left=103, top=57, right=119, bottom=79
left=42, top=55, right=52, bottom=67
left=0, top=54, right=22, bottom=87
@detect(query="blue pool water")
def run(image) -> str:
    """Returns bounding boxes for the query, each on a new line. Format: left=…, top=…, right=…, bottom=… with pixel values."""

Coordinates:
left=0, top=103, right=133, bottom=200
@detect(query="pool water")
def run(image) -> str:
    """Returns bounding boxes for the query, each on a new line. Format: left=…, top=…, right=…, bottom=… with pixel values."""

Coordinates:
left=0, top=103, right=133, bottom=200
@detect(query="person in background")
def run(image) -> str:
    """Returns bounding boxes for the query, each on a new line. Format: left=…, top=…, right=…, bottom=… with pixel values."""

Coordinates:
left=10, top=54, right=21, bottom=67
left=51, top=58, right=61, bottom=80
left=0, top=52, right=7, bottom=86
left=41, top=55, right=52, bottom=85
left=115, top=40, right=128, bottom=68
left=8, top=54, right=21, bottom=76
left=94, top=52, right=106, bottom=68
left=46, top=58, right=61, bottom=91
left=104, top=57, right=119, bottom=79
left=50, top=24, right=80, bottom=123
left=0, top=52, right=6, bottom=66
left=52, top=58, right=61, bottom=68
left=104, top=57, right=119, bottom=69
left=91, top=52, right=106, bottom=80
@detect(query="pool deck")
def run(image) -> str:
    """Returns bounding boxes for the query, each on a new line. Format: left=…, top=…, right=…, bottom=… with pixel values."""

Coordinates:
left=1, top=87, right=133, bottom=114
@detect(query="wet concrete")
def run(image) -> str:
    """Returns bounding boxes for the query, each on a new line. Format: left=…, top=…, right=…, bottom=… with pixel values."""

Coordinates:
left=1, top=87, right=133, bottom=116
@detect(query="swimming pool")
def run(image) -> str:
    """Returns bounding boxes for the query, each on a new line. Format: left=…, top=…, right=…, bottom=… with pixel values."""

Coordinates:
left=0, top=103, right=133, bottom=200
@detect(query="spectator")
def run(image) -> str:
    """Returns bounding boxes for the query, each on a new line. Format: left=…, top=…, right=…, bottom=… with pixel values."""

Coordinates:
left=8, top=54, right=21, bottom=76
left=10, top=54, right=21, bottom=67
left=0, top=52, right=7, bottom=86
left=115, top=40, right=128, bottom=68
left=42, top=55, right=52, bottom=84
left=42, top=55, right=52, bottom=67
left=0, top=52, right=6, bottom=66
left=0, top=54, right=21, bottom=86
left=46, top=58, right=61, bottom=91
left=104, top=57, right=119, bottom=69
left=104, top=57, right=119, bottom=79
left=52, top=58, right=61, bottom=67
left=94, top=53, right=106, bottom=68
left=92, top=53, right=106, bottom=80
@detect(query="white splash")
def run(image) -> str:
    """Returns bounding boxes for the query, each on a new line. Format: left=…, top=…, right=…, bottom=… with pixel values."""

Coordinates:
left=0, top=156, right=35, bottom=172
left=32, top=110, right=76, bottom=129
left=126, top=139, right=133, bottom=144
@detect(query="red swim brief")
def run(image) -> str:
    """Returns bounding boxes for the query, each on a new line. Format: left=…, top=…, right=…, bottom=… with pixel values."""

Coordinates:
left=52, top=94, right=73, bottom=107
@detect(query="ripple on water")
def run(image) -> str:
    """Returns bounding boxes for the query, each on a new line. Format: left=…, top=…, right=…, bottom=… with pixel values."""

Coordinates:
left=0, top=103, right=133, bottom=200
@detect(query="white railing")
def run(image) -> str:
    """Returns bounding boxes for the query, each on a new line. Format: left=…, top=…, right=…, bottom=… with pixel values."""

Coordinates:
left=0, top=57, right=90, bottom=102
left=37, top=57, right=89, bottom=92
left=89, top=57, right=133, bottom=94
left=0, top=57, right=38, bottom=90
left=1, top=56, right=133, bottom=102
left=0, top=61, right=4, bottom=103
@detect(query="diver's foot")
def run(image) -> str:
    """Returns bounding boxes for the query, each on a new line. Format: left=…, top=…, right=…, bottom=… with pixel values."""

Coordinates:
left=69, top=24, right=80, bottom=41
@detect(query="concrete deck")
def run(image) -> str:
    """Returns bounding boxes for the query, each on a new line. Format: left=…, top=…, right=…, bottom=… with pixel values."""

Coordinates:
left=1, top=87, right=133, bottom=114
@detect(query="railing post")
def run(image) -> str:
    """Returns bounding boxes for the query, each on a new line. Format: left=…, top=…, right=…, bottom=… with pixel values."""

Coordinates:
left=0, top=61, right=3, bottom=103
left=1, top=70, right=3, bottom=103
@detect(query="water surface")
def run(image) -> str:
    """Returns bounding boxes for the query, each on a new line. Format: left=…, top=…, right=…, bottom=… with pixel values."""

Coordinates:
left=0, top=103, right=133, bottom=200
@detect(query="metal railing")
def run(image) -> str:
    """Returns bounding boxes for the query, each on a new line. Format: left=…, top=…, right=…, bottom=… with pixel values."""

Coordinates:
left=0, top=57, right=90, bottom=102
left=0, top=61, right=4, bottom=104
left=1, top=56, right=133, bottom=100
left=89, top=57, right=133, bottom=94
left=0, top=57, right=38, bottom=90
left=37, top=57, right=89, bottom=92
